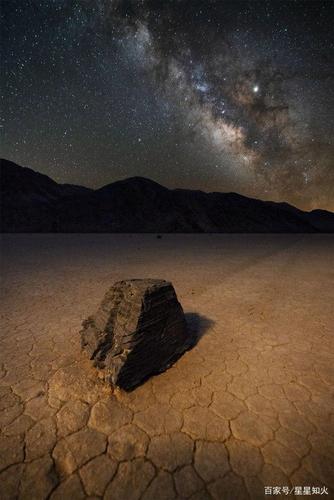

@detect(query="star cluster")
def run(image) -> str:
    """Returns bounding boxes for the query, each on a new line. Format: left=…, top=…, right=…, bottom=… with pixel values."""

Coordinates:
left=1, top=0, right=334, bottom=210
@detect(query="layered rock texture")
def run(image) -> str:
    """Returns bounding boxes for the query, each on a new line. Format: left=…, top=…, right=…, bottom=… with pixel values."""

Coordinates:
left=81, top=279, right=191, bottom=390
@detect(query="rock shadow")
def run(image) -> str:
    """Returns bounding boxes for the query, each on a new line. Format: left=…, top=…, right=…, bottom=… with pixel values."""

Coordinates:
left=184, top=312, right=215, bottom=348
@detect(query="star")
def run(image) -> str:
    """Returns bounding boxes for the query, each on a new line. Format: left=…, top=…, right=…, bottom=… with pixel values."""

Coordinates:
left=1, top=0, right=333, bottom=211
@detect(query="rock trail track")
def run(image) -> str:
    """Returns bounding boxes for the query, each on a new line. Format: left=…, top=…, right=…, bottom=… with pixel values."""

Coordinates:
left=0, top=234, right=333, bottom=499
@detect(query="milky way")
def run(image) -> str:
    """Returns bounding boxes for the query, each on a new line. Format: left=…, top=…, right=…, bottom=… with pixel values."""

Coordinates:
left=2, top=1, right=334, bottom=210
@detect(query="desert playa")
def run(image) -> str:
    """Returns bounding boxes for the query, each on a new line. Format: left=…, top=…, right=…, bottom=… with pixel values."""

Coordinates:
left=0, top=234, right=333, bottom=499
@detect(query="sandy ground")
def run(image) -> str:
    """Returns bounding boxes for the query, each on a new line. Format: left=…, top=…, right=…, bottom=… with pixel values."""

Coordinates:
left=0, top=234, right=333, bottom=500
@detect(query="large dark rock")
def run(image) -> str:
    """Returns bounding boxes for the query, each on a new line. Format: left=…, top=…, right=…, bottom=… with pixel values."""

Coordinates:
left=81, top=279, right=191, bottom=390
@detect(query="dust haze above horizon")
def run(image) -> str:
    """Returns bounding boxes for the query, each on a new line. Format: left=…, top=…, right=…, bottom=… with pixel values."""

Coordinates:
left=1, top=0, right=334, bottom=211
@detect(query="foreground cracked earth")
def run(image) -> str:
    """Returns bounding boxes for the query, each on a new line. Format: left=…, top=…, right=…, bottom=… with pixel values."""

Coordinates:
left=0, top=235, right=333, bottom=499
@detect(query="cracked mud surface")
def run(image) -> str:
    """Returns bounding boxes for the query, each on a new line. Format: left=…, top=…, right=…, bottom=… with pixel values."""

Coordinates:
left=0, top=234, right=333, bottom=499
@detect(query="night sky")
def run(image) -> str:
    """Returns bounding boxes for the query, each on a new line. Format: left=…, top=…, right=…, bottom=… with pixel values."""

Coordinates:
left=1, top=0, right=334, bottom=211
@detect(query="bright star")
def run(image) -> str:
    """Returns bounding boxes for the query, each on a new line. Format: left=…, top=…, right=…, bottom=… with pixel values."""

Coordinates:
left=253, top=85, right=259, bottom=93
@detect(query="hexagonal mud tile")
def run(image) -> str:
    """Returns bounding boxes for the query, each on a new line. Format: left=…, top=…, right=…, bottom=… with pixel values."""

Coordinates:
left=79, top=454, right=117, bottom=496
left=133, top=404, right=183, bottom=436
left=3, top=414, right=35, bottom=436
left=115, top=382, right=157, bottom=412
left=170, top=391, right=195, bottom=410
left=225, top=359, right=248, bottom=376
left=142, top=471, right=175, bottom=500
left=89, top=397, right=132, bottom=435
left=262, top=440, right=300, bottom=476
left=0, top=402, right=24, bottom=428
left=226, top=437, right=263, bottom=478
left=50, top=474, right=85, bottom=500
left=279, top=408, right=315, bottom=437
left=258, top=383, right=286, bottom=400
left=56, top=400, right=90, bottom=438
left=2, top=366, right=32, bottom=386
left=25, top=417, right=57, bottom=461
left=108, top=423, right=149, bottom=461
left=284, top=382, right=311, bottom=402
left=147, top=432, right=193, bottom=472
left=275, top=427, right=310, bottom=458
left=228, top=376, right=258, bottom=400
left=245, top=394, right=277, bottom=418
left=306, top=414, right=333, bottom=438
left=174, top=465, right=204, bottom=498
left=24, top=394, right=56, bottom=420
left=0, top=434, right=24, bottom=472
left=191, top=386, right=214, bottom=407
left=194, top=441, right=229, bottom=482
left=12, top=379, right=46, bottom=402
left=210, top=391, right=246, bottom=420
left=0, top=390, right=20, bottom=410
left=104, top=458, right=155, bottom=500
left=30, top=363, right=55, bottom=382
left=316, top=365, right=334, bottom=386
left=20, top=456, right=58, bottom=500
left=49, top=364, right=104, bottom=404
left=202, top=370, right=233, bottom=392
left=308, top=432, right=334, bottom=460
left=231, top=410, right=273, bottom=447
left=182, top=406, right=230, bottom=441
left=53, top=427, right=106, bottom=477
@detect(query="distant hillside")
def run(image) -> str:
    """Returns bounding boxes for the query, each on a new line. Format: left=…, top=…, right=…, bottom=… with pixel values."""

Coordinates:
left=1, top=159, right=333, bottom=233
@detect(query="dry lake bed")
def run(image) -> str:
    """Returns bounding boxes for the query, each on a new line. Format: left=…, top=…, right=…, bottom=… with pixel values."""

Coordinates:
left=0, top=234, right=333, bottom=499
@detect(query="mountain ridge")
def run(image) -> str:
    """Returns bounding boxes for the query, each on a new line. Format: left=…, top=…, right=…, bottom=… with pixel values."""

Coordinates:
left=1, top=158, right=333, bottom=233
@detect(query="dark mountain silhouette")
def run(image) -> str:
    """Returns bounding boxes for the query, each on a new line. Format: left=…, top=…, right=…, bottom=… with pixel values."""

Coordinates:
left=1, top=159, right=333, bottom=233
